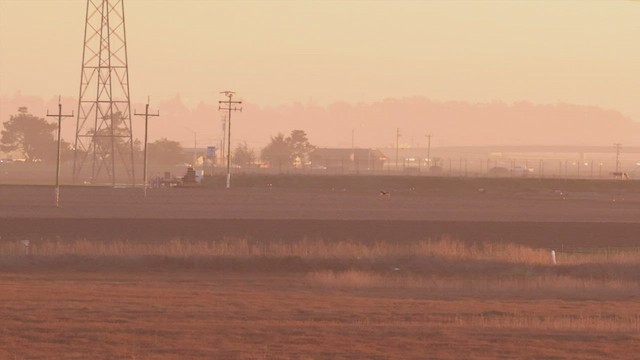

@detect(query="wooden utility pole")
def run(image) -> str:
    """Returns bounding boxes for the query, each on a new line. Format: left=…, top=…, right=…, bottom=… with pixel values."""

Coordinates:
left=218, top=91, right=242, bottom=189
left=220, top=114, right=227, bottom=167
left=395, top=128, right=401, bottom=171
left=134, top=98, right=159, bottom=197
left=47, top=96, right=74, bottom=208
left=425, top=133, right=431, bottom=171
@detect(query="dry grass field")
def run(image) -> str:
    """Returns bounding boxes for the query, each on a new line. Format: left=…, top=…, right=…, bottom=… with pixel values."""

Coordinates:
left=1, top=237, right=640, bottom=359
left=1, top=179, right=639, bottom=359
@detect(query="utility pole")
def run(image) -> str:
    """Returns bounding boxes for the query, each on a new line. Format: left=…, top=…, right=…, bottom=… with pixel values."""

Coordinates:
left=395, top=128, right=401, bottom=171
left=134, top=97, right=159, bottom=197
left=218, top=91, right=242, bottom=189
left=425, top=133, right=431, bottom=171
left=220, top=114, right=227, bottom=167
left=47, top=96, right=74, bottom=208
left=614, top=143, right=622, bottom=175
left=351, top=128, right=355, bottom=155
left=351, top=128, right=355, bottom=172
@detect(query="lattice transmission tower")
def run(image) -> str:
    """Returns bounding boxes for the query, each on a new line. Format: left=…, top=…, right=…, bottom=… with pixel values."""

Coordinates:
left=73, top=0, right=135, bottom=185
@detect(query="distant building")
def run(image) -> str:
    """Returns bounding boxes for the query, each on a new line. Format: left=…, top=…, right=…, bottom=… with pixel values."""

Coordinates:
left=309, top=148, right=386, bottom=172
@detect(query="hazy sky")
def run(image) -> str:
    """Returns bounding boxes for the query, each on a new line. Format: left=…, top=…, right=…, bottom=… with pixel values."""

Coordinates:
left=1, top=0, right=639, bottom=120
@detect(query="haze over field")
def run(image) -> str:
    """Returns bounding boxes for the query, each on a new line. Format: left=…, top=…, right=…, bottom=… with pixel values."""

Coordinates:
left=1, top=93, right=637, bottom=150
left=1, top=1, right=639, bottom=148
left=3, top=2, right=640, bottom=357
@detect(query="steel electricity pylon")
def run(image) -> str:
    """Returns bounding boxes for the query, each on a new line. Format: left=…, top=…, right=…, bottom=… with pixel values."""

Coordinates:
left=73, top=0, right=135, bottom=185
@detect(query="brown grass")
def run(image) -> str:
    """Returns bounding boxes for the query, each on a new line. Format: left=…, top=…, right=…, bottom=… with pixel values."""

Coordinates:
left=2, top=236, right=640, bottom=359
left=1, top=272, right=639, bottom=360
left=308, top=269, right=634, bottom=291
left=4, top=237, right=639, bottom=265
left=4, top=236, right=640, bottom=285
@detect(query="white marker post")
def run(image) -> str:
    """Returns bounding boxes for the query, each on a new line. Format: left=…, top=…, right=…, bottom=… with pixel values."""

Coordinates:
left=20, top=240, right=30, bottom=255
left=551, top=250, right=557, bottom=265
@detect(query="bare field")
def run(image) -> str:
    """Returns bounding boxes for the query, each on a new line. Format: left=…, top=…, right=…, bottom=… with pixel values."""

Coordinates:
left=2, top=178, right=640, bottom=222
left=1, top=264, right=639, bottom=359
left=1, top=179, right=640, bottom=359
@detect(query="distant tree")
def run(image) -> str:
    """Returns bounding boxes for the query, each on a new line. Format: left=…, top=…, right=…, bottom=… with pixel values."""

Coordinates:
left=1, top=107, right=57, bottom=162
left=286, top=129, right=315, bottom=169
left=147, top=138, right=188, bottom=165
left=261, top=133, right=292, bottom=172
left=261, top=130, right=315, bottom=171
left=233, top=142, right=256, bottom=167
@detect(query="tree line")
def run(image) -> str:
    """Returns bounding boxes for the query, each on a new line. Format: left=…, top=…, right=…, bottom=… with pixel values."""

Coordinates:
left=0, top=107, right=315, bottom=169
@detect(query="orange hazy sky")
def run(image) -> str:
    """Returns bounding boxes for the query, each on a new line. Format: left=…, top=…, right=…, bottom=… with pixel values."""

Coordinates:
left=1, top=0, right=639, bottom=120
